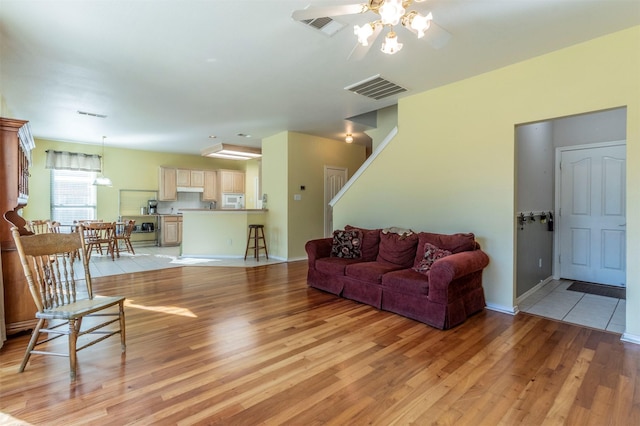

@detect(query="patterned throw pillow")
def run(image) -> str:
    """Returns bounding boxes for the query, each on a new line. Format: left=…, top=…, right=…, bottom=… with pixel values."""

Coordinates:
left=331, top=229, right=362, bottom=259
left=413, top=242, right=451, bottom=274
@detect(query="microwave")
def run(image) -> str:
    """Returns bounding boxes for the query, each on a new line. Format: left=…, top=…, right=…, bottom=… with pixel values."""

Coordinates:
left=222, top=193, right=244, bottom=209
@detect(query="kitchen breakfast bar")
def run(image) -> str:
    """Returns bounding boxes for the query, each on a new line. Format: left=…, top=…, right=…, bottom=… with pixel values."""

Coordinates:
left=180, top=209, right=267, bottom=258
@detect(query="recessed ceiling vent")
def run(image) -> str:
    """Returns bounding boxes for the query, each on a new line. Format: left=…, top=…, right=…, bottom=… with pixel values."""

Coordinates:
left=344, top=75, right=407, bottom=100
left=300, top=17, right=346, bottom=37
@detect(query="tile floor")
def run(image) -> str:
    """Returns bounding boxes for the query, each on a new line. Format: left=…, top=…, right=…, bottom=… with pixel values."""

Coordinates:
left=518, top=279, right=626, bottom=334
left=88, top=245, right=283, bottom=278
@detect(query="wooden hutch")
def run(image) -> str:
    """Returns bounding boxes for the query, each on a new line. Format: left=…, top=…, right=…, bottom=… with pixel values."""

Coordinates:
left=1, top=117, right=36, bottom=334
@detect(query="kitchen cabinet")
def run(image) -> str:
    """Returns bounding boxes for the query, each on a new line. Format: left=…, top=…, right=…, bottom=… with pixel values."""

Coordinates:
left=159, top=167, right=177, bottom=201
left=177, top=169, right=205, bottom=188
left=220, top=170, right=245, bottom=194
left=1, top=117, right=36, bottom=334
left=159, top=215, right=183, bottom=246
left=202, top=170, right=218, bottom=201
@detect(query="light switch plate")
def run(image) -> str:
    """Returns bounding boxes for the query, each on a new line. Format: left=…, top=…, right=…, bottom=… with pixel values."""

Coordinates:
left=294, top=194, right=302, bottom=201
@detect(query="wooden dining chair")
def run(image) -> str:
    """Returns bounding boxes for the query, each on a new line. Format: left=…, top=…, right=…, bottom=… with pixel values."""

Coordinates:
left=27, top=219, right=51, bottom=234
left=83, top=221, right=116, bottom=260
left=10, top=225, right=126, bottom=380
left=113, top=219, right=136, bottom=257
left=48, top=220, right=61, bottom=233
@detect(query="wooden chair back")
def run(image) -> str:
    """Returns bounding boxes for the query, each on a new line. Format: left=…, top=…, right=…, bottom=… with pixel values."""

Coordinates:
left=48, top=220, right=62, bottom=233
left=27, top=219, right=50, bottom=235
left=82, top=221, right=116, bottom=260
left=114, top=220, right=136, bottom=257
left=11, top=227, right=92, bottom=311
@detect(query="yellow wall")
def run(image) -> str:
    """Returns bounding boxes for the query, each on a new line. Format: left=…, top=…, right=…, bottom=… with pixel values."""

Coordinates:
left=365, top=105, right=398, bottom=152
left=25, top=138, right=246, bottom=221
left=287, top=132, right=366, bottom=259
left=333, top=27, right=640, bottom=337
left=261, top=131, right=366, bottom=260
left=262, top=132, right=289, bottom=258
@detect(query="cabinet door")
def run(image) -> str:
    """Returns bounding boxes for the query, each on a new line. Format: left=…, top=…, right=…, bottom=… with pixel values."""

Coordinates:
left=159, top=167, right=177, bottom=201
left=203, top=170, right=217, bottom=201
left=232, top=172, right=245, bottom=193
left=176, top=169, right=191, bottom=187
left=190, top=170, right=205, bottom=188
left=220, top=171, right=234, bottom=193
left=163, top=218, right=180, bottom=245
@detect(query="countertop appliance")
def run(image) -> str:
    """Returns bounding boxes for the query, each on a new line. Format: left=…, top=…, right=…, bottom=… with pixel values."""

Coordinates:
left=222, top=193, right=244, bottom=209
left=148, top=199, right=158, bottom=214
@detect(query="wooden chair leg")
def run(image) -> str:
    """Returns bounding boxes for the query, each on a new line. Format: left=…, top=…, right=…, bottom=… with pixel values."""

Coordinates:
left=19, top=318, right=44, bottom=372
left=119, top=301, right=127, bottom=351
left=260, top=228, right=269, bottom=259
left=68, top=319, right=80, bottom=380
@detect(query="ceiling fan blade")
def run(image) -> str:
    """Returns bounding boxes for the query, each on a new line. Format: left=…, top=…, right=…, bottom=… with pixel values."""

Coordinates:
left=424, top=22, right=452, bottom=49
left=347, top=25, right=383, bottom=61
left=291, top=4, right=366, bottom=21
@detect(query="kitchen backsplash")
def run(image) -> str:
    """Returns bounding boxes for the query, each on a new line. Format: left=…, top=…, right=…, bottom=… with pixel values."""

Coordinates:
left=157, top=192, right=213, bottom=214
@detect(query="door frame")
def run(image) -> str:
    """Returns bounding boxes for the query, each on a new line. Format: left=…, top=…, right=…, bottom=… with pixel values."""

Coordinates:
left=553, top=140, right=626, bottom=281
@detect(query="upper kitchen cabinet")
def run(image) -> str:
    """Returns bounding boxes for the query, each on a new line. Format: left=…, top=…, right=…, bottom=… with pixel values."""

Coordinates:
left=220, top=170, right=245, bottom=194
left=176, top=169, right=205, bottom=188
left=202, top=170, right=217, bottom=202
left=159, top=167, right=177, bottom=201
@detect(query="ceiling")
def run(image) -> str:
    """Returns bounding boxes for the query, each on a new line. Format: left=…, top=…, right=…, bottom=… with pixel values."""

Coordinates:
left=1, top=1, right=638, bottom=154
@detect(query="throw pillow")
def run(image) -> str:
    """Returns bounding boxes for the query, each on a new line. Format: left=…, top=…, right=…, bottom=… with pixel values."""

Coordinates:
left=345, top=225, right=381, bottom=261
left=413, top=242, right=452, bottom=275
left=331, top=229, right=362, bottom=259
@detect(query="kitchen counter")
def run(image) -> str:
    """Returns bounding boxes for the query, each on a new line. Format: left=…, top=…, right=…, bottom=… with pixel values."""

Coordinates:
left=179, top=208, right=268, bottom=213
left=180, top=209, right=267, bottom=258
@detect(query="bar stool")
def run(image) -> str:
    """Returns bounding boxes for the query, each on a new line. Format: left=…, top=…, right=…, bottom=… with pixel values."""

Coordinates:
left=244, top=224, right=268, bottom=261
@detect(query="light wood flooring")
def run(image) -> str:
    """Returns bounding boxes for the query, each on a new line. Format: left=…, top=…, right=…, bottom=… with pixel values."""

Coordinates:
left=1, top=261, right=639, bottom=425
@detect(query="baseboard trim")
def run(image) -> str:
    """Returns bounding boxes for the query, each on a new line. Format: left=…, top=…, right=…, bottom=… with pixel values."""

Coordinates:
left=516, top=276, right=553, bottom=304
left=485, top=303, right=517, bottom=315
left=621, top=332, right=640, bottom=345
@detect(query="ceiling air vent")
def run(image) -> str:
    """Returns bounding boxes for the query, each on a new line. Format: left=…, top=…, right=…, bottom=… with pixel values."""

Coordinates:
left=300, top=17, right=346, bottom=37
left=344, top=75, right=407, bottom=100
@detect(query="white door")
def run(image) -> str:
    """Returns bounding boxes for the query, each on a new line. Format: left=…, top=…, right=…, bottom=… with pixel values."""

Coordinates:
left=559, top=144, right=626, bottom=286
left=324, top=166, right=348, bottom=237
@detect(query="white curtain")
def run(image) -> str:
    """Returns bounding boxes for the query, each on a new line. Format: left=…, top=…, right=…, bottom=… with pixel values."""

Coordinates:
left=45, top=150, right=102, bottom=172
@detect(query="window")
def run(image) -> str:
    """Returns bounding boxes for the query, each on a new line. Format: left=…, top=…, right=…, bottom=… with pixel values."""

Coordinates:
left=51, top=169, right=97, bottom=225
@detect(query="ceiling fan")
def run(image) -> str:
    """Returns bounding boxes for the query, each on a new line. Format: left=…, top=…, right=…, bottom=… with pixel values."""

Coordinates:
left=292, top=0, right=451, bottom=59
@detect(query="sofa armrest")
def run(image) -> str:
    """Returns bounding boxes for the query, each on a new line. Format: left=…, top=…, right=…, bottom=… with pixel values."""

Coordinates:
left=427, top=249, right=490, bottom=303
left=305, top=238, right=333, bottom=267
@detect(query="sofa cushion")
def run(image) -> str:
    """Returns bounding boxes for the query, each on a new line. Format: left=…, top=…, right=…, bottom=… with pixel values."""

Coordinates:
left=316, top=257, right=362, bottom=276
left=331, top=229, right=362, bottom=259
left=345, top=261, right=405, bottom=284
left=413, top=243, right=452, bottom=275
left=382, top=268, right=430, bottom=295
left=345, top=225, right=381, bottom=261
left=376, top=231, right=419, bottom=267
left=414, top=232, right=476, bottom=268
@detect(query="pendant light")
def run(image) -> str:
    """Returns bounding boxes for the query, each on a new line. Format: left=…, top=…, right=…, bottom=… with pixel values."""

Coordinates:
left=93, top=136, right=112, bottom=186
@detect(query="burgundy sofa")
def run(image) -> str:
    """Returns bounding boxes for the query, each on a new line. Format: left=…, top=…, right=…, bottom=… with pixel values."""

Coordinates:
left=305, top=226, right=490, bottom=330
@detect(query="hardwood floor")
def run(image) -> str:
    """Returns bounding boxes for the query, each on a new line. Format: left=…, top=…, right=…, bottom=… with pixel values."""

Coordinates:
left=1, top=261, right=639, bottom=425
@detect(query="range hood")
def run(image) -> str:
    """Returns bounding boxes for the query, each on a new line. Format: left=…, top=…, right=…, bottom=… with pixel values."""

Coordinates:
left=177, top=187, right=204, bottom=193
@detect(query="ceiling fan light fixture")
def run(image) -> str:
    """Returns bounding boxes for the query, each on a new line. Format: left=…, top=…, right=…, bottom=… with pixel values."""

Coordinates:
left=381, top=31, right=403, bottom=54
left=378, top=0, right=405, bottom=26
left=403, top=11, right=432, bottom=38
left=354, top=23, right=375, bottom=46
